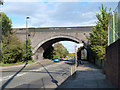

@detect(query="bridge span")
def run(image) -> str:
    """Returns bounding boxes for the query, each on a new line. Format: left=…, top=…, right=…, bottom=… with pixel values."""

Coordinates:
left=13, top=26, right=93, bottom=60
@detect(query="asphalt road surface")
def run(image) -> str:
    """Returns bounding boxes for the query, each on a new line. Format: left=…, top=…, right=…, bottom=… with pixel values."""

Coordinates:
left=1, top=60, right=75, bottom=89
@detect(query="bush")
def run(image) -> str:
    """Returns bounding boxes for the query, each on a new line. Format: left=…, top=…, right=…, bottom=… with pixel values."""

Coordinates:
left=2, top=34, right=24, bottom=63
left=23, top=39, right=33, bottom=61
left=1, top=12, right=33, bottom=64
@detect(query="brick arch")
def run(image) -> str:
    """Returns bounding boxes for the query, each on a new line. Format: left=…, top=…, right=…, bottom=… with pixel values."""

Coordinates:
left=32, top=35, right=82, bottom=60
left=32, top=34, right=82, bottom=54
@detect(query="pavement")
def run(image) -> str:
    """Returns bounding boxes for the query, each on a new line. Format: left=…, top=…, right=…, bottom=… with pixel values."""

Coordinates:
left=57, top=61, right=117, bottom=89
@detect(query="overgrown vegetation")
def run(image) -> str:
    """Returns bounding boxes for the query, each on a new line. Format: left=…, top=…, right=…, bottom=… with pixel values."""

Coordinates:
left=0, top=0, right=3, bottom=5
left=68, top=53, right=75, bottom=59
left=1, top=12, right=33, bottom=64
left=87, top=4, right=112, bottom=59
left=2, top=34, right=24, bottom=63
left=1, top=12, right=12, bottom=35
left=43, top=45, right=53, bottom=59
left=23, top=39, right=33, bottom=61
left=1, top=60, right=34, bottom=66
left=53, top=43, right=69, bottom=59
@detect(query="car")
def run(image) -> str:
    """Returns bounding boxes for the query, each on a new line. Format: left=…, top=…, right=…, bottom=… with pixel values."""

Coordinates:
left=54, top=58, right=59, bottom=62
left=59, top=57, right=63, bottom=61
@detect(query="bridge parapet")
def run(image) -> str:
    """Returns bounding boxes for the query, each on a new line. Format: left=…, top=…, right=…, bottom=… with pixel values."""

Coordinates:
left=13, top=26, right=93, bottom=32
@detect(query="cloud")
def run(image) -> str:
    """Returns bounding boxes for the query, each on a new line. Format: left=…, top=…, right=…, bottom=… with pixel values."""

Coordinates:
left=3, top=2, right=118, bottom=27
left=5, top=0, right=120, bottom=2
left=2, top=1, right=118, bottom=52
left=30, top=3, right=98, bottom=27
left=3, top=2, right=46, bottom=16
left=13, top=24, right=26, bottom=28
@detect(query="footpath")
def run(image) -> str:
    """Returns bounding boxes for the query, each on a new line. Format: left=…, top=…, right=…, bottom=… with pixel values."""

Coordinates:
left=57, top=61, right=117, bottom=89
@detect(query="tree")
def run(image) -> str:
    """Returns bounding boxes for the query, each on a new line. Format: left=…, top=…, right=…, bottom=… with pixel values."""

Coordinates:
left=87, top=4, right=112, bottom=59
left=53, top=43, right=69, bottom=59
left=2, top=34, right=24, bottom=63
left=1, top=12, right=33, bottom=64
left=43, top=45, right=54, bottom=59
left=1, top=12, right=25, bottom=64
left=1, top=12, right=12, bottom=35
left=23, top=39, right=32, bottom=61
left=0, top=0, right=3, bottom=5
left=68, top=53, right=75, bottom=58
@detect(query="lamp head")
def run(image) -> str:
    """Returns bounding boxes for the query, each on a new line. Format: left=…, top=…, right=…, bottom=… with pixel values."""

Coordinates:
left=26, top=16, right=30, bottom=19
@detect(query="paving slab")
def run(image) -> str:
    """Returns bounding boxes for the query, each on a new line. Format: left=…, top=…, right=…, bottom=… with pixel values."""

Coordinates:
left=57, top=61, right=116, bottom=89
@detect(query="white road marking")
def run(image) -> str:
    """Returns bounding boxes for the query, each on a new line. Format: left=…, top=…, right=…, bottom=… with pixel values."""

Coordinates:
left=1, top=61, right=65, bottom=82
left=2, top=73, right=27, bottom=81
left=16, top=73, right=26, bottom=77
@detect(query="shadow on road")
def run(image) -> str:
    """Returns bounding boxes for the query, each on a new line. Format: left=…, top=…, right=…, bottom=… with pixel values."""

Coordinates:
left=1, top=63, right=28, bottom=90
left=39, top=62, right=59, bottom=87
left=64, top=59, right=75, bottom=66
left=65, top=62, right=75, bottom=65
left=2, top=70, right=68, bottom=75
left=2, top=60, right=72, bottom=89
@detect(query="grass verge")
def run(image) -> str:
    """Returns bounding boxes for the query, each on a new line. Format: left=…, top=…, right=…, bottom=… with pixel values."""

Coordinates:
left=1, top=60, right=35, bottom=67
left=43, top=58, right=51, bottom=60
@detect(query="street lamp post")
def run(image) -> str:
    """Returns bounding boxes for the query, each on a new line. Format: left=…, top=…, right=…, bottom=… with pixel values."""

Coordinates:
left=26, top=16, right=29, bottom=64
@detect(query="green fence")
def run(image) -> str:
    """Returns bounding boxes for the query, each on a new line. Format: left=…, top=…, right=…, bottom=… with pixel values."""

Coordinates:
left=108, top=2, right=120, bottom=45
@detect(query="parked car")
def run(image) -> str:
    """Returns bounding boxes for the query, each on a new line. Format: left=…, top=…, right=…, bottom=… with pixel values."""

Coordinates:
left=54, top=58, right=59, bottom=62
left=59, top=57, right=63, bottom=61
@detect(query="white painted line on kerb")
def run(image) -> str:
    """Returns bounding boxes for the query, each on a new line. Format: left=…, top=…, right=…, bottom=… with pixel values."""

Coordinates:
left=1, top=61, right=64, bottom=82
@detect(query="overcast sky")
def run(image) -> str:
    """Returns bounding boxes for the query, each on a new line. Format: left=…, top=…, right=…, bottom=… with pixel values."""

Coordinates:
left=2, top=0, right=119, bottom=53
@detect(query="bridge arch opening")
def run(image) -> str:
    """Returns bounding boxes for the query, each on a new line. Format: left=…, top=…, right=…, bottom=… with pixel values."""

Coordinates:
left=32, top=35, right=84, bottom=60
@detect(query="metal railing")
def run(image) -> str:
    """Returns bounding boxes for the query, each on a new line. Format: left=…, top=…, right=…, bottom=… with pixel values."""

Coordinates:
left=108, top=2, right=120, bottom=45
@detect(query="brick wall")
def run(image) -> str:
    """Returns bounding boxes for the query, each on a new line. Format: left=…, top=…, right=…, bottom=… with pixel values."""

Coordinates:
left=87, top=47, right=95, bottom=63
left=106, top=39, right=120, bottom=88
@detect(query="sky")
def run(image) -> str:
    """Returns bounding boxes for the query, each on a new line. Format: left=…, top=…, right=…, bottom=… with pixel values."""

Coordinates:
left=1, top=0, right=119, bottom=53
